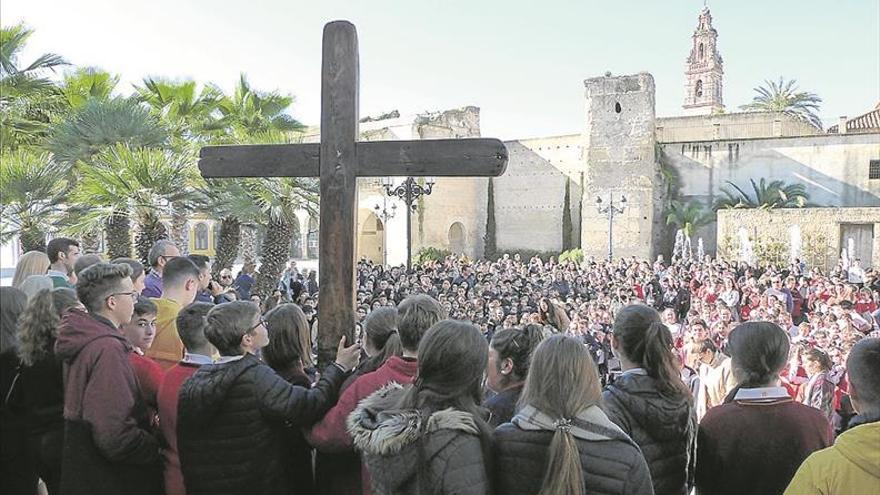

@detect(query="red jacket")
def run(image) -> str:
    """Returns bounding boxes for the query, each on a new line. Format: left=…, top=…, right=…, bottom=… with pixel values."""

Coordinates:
left=157, top=361, right=201, bottom=495
left=54, top=309, right=160, bottom=463
left=129, top=352, right=164, bottom=414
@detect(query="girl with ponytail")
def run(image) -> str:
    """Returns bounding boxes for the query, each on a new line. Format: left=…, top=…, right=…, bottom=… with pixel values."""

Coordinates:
left=604, top=304, right=696, bottom=495
left=696, top=322, right=832, bottom=495
left=493, top=335, right=652, bottom=495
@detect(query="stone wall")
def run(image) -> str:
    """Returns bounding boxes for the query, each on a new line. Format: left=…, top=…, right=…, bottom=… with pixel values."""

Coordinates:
left=662, top=132, right=880, bottom=252
left=657, top=111, right=821, bottom=142
left=581, top=73, right=663, bottom=260
left=716, top=207, right=880, bottom=270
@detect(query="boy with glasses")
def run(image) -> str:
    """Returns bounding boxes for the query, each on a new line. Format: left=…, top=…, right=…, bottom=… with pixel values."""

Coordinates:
left=55, top=263, right=161, bottom=495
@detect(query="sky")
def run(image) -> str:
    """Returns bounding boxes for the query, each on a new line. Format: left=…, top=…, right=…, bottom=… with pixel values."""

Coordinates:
left=3, top=0, right=878, bottom=140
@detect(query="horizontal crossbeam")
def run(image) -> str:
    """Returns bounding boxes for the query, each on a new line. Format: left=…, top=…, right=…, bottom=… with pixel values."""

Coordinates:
left=198, top=138, right=508, bottom=178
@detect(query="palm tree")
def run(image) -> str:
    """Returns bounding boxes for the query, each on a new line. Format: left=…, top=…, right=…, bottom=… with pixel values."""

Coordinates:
left=0, top=23, right=68, bottom=150
left=48, top=97, right=167, bottom=167
left=134, top=77, right=223, bottom=146
left=213, top=73, right=305, bottom=140
left=68, top=144, right=200, bottom=263
left=200, top=178, right=261, bottom=277
left=740, top=77, right=823, bottom=129
left=0, top=149, right=69, bottom=251
left=59, top=67, right=119, bottom=109
left=714, top=178, right=810, bottom=210
left=665, top=200, right=714, bottom=238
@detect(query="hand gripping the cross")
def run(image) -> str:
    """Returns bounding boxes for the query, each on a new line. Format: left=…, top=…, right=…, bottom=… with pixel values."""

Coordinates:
left=334, top=335, right=361, bottom=373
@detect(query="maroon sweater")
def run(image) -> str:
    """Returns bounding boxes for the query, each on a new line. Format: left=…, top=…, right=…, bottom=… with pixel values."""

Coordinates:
left=158, top=362, right=201, bottom=495
left=696, top=397, right=832, bottom=495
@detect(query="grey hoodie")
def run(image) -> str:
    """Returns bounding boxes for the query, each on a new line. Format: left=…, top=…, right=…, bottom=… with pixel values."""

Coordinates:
left=348, top=383, right=489, bottom=495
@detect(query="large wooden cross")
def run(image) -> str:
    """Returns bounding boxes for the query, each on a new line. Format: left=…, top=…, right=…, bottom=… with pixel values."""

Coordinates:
left=199, top=21, right=508, bottom=365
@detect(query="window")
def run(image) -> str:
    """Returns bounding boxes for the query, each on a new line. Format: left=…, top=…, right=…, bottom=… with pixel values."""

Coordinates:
left=870, top=160, right=880, bottom=180
left=695, top=80, right=703, bottom=98
left=698, top=43, right=705, bottom=60
left=194, top=223, right=209, bottom=250
left=614, top=102, right=622, bottom=113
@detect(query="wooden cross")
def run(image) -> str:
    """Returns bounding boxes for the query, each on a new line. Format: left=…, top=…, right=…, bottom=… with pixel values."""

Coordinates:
left=199, top=21, right=508, bottom=365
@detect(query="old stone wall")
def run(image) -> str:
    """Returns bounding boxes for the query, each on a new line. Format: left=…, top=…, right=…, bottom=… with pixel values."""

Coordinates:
left=581, top=73, right=663, bottom=260
left=657, top=111, right=821, bottom=142
left=716, top=207, right=880, bottom=270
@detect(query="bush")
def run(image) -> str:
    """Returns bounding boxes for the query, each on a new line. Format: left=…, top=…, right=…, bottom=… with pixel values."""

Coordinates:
left=558, top=248, right=584, bottom=264
left=413, top=246, right=452, bottom=265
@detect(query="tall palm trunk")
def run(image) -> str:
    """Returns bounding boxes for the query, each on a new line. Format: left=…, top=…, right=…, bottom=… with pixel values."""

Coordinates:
left=170, top=206, right=189, bottom=255
left=135, top=212, right=168, bottom=267
left=213, top=217, right=241, bottom=278
left=253, top=218, right=292, bottom=298
left=240, top=223, right=258, bottom=266
left=105, top=211, right=132, bottom=260
left=80, top=231, right=102, bottom=254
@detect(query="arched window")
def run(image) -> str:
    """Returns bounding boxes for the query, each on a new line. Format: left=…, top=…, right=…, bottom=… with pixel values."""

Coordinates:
left=194, top=223, right=209, bottom=250
left=698, top=43, right=704, bottom=60
left=695, top=80, right=703, bottom=98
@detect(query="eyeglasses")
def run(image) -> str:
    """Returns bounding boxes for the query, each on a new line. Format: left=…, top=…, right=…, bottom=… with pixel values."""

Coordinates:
left=108, top=291, right=138, bottom=302
left=248, top=317, right=268, bottom=333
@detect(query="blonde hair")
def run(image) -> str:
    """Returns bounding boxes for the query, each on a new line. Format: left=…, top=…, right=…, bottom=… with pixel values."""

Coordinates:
left=519, top=335, right=603, bottom=495
left=12, top=251, right=50, bottom=288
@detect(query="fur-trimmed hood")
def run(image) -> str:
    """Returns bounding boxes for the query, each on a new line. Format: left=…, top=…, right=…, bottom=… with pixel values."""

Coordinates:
left=347, top=382, right=481, bottom=493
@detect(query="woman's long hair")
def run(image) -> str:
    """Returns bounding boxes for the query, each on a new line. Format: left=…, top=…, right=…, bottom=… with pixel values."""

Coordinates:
left=490, top=324, right=546, bottom=383
left=1, top=287, right=28, bottom=353
left=362, top=306, right=402, bottom=370
left=724, top=322, right=790, bottom=402
left=519, top=335, right=603, bottom=495
left=612, top=304, right=690, bottom=399
left=262, top=303, right=315, bottom=369
left=396, top=319, right=493, bottom=493
left=17, top=288, right=79, bottom=366
left=12, top=251, right=50, bottom=288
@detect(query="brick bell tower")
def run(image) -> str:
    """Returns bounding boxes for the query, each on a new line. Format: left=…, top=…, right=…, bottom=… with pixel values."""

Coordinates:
left=683, top=6, right=724, bottom=115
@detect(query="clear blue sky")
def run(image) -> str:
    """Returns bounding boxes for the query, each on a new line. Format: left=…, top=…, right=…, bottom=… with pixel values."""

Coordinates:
left=3, top=0, right=878, bottom=140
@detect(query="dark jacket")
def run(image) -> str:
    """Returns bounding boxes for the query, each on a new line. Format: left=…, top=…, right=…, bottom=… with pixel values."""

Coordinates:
left=484, top=384, right=523, bottom=428
left=493, top=420, right=654, bottom=495
left=603, top=373, right=696, bottom=495
left=177, top=353, right=346, bottom=495
left=54, top=309, right=161, bottom=495
left=349, top=383, right=490, bottom=495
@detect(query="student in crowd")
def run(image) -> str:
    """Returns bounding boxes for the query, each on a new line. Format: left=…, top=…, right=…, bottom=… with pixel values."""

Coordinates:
left=262, top=303, right=322, bottom=495
left=46, top=238, right=80, bottom=288
left=177, top=301, right=360, bottom=495
left=484, top=325, right=545, bottom=427
left=19, top=275, right=54, bottom=301
left=349, top=320, right=492, bottom=495
left=121, top=297, right=163, bottom=419
left=494, top=334, right=653, bottom=495
left=113, top=257, right=147, bottom=295
left=233, top=261, right=257, bottom=301
left=11, top=251, right=50, bottom=288
left=307, top=295, right=443, bottom=495
left=157, top=302, right=215, bottom=495
left=142, top=240, right=181, bottom=298
left=696, top=322, right=832, bottom=495
left=0, top=286, right=30, bottom=495
left=603, top=304, right=697, bottom=495
left=785, top=337, right=880, bottom=494
left=15, top=288, right=79, bottom=495
left=145, top=256, right=201, bottom=369
left=186, top=254, right=217, bottom=304
left=343, top=306, right=400, bottom=390
left=55, top=263, right=161, bottom=495
left=801, top=347, right=836, bottom=420
left=72, top=254, right=103, bottom=284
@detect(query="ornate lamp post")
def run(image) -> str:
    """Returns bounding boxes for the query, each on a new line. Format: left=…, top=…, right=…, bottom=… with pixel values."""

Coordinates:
left=372, top=199, right=397, bottom=266
left=596, top=193, right=626, bottom=262
left=381, top=176, right=435, bottom=270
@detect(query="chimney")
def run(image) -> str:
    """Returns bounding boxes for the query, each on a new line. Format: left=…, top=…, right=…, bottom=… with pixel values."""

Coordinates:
left=838, top=116, right=848, bottom=134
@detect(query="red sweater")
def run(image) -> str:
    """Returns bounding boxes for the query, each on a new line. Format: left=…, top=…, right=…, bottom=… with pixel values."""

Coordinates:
left=696, top=398, right=832, bottom=495
left=129, top=352, right=164, bottom=412
left=157, top=362, right=201, bottom=495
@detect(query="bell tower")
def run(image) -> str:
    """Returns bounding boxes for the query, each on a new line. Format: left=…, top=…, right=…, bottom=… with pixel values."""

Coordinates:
left=683, top=6, right=724, bottom=115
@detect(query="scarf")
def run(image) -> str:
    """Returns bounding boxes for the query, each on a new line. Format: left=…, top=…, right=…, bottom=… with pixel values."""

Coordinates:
left=512, top=404, right=631, bottom=444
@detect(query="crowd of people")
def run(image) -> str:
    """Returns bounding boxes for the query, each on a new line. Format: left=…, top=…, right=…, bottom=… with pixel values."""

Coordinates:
left=1, top=236, right=878, bottom=495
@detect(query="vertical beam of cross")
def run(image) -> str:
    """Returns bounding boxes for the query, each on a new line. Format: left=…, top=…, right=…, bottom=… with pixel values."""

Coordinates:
left=317, top=21, right=359, bottom=366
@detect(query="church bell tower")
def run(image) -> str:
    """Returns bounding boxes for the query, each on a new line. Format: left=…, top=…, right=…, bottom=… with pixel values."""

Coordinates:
left=683, top=6, right=724, bottom=115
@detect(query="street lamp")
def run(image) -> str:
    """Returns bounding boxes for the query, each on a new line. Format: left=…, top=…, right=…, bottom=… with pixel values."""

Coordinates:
left=381, top=176, right=436, bottom=270
left=596, top=193, right=626, bottom=262
left=373, top=200, right=397, bottom=266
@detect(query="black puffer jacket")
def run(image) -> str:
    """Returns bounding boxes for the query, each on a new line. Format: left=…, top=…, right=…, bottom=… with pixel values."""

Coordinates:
left=602, top=373, right=696, bottom=495
left=178, top=354, right=346, bottom=495
left=348, top=383, right=490, bottom=495
left=493, top=420, right=654, bottom=495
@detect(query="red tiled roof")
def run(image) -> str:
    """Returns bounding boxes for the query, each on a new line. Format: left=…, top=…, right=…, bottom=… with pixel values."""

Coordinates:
left=827, top=104, right=880, bottom=133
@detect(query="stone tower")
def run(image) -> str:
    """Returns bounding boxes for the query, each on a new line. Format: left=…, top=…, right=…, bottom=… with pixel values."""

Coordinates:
left=581, top=73, right=663, bottom=261
left=683, top=7, right=724, bottom=115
